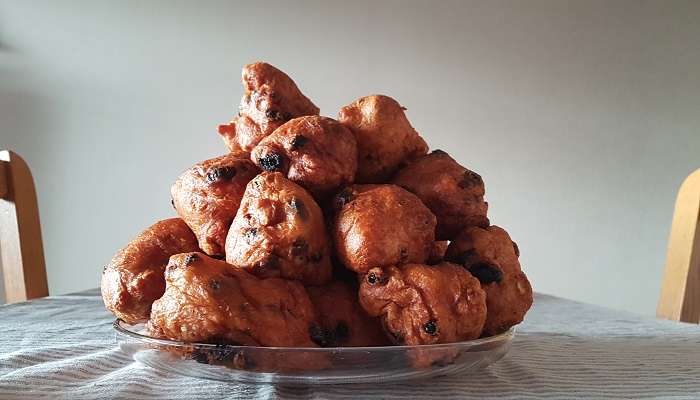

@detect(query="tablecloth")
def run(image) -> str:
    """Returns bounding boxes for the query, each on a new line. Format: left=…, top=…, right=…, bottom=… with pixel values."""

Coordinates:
left=0, top=289, right=698, bottom=399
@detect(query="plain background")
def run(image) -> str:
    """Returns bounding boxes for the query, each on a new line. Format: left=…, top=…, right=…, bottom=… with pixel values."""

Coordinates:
left=1, top=0, right=699, bottom=315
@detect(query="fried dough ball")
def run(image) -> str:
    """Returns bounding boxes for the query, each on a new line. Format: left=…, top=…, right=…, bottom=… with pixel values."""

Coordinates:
left=358, top=263, right=487, bottom=345
left=306, top=281, right=390, bottom=347
left=251, top=116, right=358, bottom=198
left=225, top=172, right=332, bottom=285
left=218, top=62, right=320, bottom=153
left=147, top=252, right=318, bottom=347
left=332, top=184, right=436, bottom=273
left=171, top=153, right=258, bottom=256
left=337, top=95, right=428, bottom=183
left=445, top=225, right=533, bottom=336
left=101, top=218, right=199, bottom=324
left=392, top=150, right=489, bottom=240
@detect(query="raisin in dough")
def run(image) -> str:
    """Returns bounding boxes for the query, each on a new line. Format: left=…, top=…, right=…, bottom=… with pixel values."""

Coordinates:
left=171, top=153, right=258, bottom=256
left=147, top=252, right=318, bottom=347
left=251, top=115, right=357, bottom=198
left=445, top=225, right=533, bottom=335
left=393, top=150, right=488, bottom=240
left=307, top=281, right=390, bottom=347
left=218, top=62, right=319, bottom=153
left=358, top=263, right=486, bottom=345
left=225, top=172, right=332, bottom=285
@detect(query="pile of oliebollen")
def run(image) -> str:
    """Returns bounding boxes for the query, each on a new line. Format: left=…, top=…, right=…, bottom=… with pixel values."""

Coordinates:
left=101, top=62, right=533, bottom=369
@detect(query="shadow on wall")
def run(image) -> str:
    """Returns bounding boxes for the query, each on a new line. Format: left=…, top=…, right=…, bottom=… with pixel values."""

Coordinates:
left=0, top=35, right=12, bottom=52
left=0, top=57, right=52, bottom=304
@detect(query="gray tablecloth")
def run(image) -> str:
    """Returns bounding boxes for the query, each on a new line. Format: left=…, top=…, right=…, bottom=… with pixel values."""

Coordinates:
left=0, top=289, right=699, bottom=399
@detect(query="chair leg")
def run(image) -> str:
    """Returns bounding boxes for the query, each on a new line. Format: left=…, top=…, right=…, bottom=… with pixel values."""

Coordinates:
left=0, top=150, right=49, bottom=303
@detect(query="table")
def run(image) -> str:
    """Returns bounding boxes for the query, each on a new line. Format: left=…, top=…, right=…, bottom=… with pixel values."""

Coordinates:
left=0, top=290, right=698, bottom=399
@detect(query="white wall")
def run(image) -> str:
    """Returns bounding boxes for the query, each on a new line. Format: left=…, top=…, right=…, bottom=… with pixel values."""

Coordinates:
left=1, top=0, right=699, bottom=314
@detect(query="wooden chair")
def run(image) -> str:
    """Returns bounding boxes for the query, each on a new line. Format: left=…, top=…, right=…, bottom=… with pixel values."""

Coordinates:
left=0, top=150, right=48, bottom=303
left=657, top=168, right=700, bottom=323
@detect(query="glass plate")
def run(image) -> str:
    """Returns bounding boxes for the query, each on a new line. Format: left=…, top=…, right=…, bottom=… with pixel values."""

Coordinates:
left=114, top=319, right=513, bottom=384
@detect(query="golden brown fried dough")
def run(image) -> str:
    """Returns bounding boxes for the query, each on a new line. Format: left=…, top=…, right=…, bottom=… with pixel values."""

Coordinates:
left=101, top=218, right=199, bottom=324
left=225, top=172, right=332, bottom=285
left=337, top=95, right=428, bottom=183
left=358, top=263, right=487, bottom=345
left=427, top=241, right=449, bottom=265
left=218, top=62, right=320, bottom=153
left=445, top=225, right=533, bottom=336
left=393, top=150, right=489, bottom=240
left=147, top=252, right=318, bottom=347
left=307, top=281, right=390, bottom=347
left=251, top=116, right=357, bottom=198
left=332, top=184, right=436, bottom=273
left=171, top=153, right=258, bottom=256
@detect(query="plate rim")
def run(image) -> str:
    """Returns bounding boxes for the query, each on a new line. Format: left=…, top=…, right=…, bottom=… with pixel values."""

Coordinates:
left=114, top=318, right=515, bottom=352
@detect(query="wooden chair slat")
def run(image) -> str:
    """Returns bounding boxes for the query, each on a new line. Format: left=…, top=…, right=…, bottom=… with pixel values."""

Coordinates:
left=0, top=150, right=49, bottom=303
left=657, top=169, right=700, bottom=323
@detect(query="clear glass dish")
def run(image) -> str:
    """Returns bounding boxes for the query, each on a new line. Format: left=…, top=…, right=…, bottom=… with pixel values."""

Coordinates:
left=114, top=319, right=513, bottom=384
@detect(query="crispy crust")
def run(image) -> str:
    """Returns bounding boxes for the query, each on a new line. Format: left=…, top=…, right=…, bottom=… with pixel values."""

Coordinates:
left=171, top=153, right=258, bottom=256
left=306, top=281, right=390, bottom=347
left=332, top=184, right=436, bottom=273
left=147, top=252, right=318, bottom=347
left=219, top=62, right=319, bottom=153
left=251, top=116, right=357, bottom=198
left=101, top=218, right=199, bottom=324
left=358, top=263, right=486, bottom=345
left=427, top=241, right=449, bottom=265
left=338, top=95, right=428, bottom=183
left=393, top=150, right=488, bottom=240
left=445, top=225, right=533, bottom=335
left=225, top=172, right=332, bottom=285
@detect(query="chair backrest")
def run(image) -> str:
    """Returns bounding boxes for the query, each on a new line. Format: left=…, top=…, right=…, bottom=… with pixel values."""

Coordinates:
left=0, top=150, right=48, bottom=303
left=657, top=168, right=700, bottom=323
